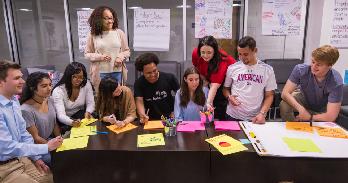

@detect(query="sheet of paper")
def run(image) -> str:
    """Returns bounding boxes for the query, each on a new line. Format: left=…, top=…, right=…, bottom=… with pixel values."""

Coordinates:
left=283, top=137, right=321, bottom=153
left=144, top=120, right=164, bottom=130
left=315, top=127, right=348, bottom=139
left=239, top=138, right=251, bottom=145
left=205, top=134, right=248, bottom=155
left=214, top=121, right=240, bottom=131
left=56, top=136, right=89, bottom=152
left=137, top=133, right=165, bottom=147
left=107, top=123, right=138, bottom=134
left=70, top=126, right=97, bottom=138
left=177, top=122, right=205, bottom=132
left=286, top=122, right=313, bottom=133
left=80, top=118, right=98, bottom=126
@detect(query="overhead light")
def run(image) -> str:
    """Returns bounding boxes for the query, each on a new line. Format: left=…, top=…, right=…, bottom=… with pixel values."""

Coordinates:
left=18, top=8, right=32, bottom=12
left=176, top=5, right=192, bottom=8
left=128, top=6, right=141, bottom=10
left=233, top=3, right=242, bottom=7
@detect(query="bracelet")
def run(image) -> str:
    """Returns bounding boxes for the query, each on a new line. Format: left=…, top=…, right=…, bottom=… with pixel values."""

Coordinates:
left=259, top=111, right=267, bottom=117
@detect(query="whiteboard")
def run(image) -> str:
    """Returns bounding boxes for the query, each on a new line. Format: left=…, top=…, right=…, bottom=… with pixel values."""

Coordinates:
left=240, top=121, right=348, bottom=158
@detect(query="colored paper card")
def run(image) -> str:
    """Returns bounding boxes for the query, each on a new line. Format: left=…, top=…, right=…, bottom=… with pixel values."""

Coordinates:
left=177, top=122, right=205, bottom=132
left=344, top=70, right=348, bottom=84
left=283, top=137, right=321, bottom=153
left=316, top=127, right=348, bottom=139
left=286, top=122, right=313, bottom=133
left=70, top=126, right=97, bottom=138
left=144, top=120, right=164, bottom=130
left=214, top=121, right=240, bottom=131
left=56, top=136, right=89, bottom=152
left=107, top=123, right=138, bottom=134
left=80, top=118, right=98, bottom=126
left=137, top=133, right=165, bottom=147
left=205, top=134, right=248, bottom=155
left=239, top=138, right=251, bottom=145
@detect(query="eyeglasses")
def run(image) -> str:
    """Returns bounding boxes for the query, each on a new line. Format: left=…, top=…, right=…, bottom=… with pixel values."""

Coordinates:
left=72, top=75, right=84, bottom=80
left=103, top=17, right=114, bottom=21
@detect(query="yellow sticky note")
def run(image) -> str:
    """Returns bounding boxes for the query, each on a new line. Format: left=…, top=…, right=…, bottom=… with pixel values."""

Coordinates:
left=80, top=118, right=98, bottom=126
left=283, top=137, right=321, bottom=152
left=70, top=126, right=97, bottom=138
left=316, top=127, right=348, bottom=139
left=205, top=134, right=248, bottom=155
left=144, top=120, right=164, bottom=130
left=107, top=123, right=138, bottom=134
left=137, top=133, right=165, bottom=147
left=286, top=122, right=313, bottom=133
left=56, top=136, right=89, bottom=152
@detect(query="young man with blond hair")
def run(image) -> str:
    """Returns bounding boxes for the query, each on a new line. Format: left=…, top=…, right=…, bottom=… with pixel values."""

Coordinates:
left=280, top=45, right=343, bottom=122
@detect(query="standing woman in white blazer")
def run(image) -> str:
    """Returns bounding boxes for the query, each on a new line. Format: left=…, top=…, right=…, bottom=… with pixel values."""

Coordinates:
left=85, top=6, right=130, bottom=90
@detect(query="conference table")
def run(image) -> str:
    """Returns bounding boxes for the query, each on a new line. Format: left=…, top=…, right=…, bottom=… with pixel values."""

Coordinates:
left=52, top=121, right=348, bottom=183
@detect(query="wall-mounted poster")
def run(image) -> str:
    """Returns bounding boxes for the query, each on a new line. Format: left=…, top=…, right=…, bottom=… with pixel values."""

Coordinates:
left=195, top=0, right=233, bottom=39
left=329, top=0, right=348, bottom=48
left=133, top=9, right=170, bottom=51
left=77, top=9, right=93, bottom=52
left=262, top=0, right=302, bottom=36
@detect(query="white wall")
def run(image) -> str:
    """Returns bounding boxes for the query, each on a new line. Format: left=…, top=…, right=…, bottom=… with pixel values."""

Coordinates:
left=304, top=0, right=348, bottom=79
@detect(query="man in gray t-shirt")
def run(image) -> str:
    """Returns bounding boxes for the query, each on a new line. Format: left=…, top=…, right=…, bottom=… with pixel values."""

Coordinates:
left=280, top=45, right=343, bottom=122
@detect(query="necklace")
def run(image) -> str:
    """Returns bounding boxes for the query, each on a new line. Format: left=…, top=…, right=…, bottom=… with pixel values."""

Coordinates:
left=32, top=97, right=43, bottom=104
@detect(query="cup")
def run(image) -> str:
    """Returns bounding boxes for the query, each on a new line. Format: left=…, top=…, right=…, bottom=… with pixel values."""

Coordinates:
left=164, top=126, right=177, bottom=136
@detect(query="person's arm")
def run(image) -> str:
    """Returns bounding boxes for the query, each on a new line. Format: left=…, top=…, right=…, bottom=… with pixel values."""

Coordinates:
left=26, top=126, right=47, bottom=144
left=116, top=29, right=131, bottom=61
left=281, top=79, right=311, bottom=121
left=312, top=102, right=341, bottom=122
left=207, top=83, right=221, bottom=107
left=135, top=97, right=149, bottom=123
left=52, top=88, right=74, bottom=125
left=84, top=33, right=106, bottom=62
left=53, top=122, right=61, bottom=137
left=85, top=81, right=95, bottom=118
left=174, top=91, right=184, bottom=121
left=252, top=90, right=274, bottom=124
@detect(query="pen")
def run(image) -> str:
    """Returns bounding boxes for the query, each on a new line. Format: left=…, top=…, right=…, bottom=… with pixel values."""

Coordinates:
left=92, top=131, right=109, bottom=134
left=146, top=108, right=149, bottom=116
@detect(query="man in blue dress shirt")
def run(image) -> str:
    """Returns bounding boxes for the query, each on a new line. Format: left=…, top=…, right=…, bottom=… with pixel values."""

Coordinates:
left=0, top=60, right=63, bottom=183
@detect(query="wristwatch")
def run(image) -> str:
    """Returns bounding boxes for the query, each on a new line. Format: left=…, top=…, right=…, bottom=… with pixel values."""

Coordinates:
left=259, top=111, right=267, bottom=117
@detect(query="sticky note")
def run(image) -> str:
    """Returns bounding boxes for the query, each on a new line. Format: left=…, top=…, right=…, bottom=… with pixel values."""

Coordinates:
left=205, top=134, right=247, bottom=155
left=239, top=138, right=251, bottom=144
left=70, top=126, right=97, bottom=138
left=107, top=123, right=138, bottom=134
left=283, top=137, right=321, bottom=153
left=137, top=133, right=165, bottom=147
left=56, top=136, right=89, bottom=152
left=177, top=122, right=205, bottom=132
left=315, top=127, right=348, bottom=139
left=286, top=122, right=313, bottom=133
left=80, top=118, right=98, bottom=126
left=144, top=120, right=164, bottom=130
left=214, top=121, right=240, bottom=131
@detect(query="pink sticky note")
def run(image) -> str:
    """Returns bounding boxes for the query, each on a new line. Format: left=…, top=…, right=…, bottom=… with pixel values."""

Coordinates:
left=214, top=121, right=240, bottom=131
left=177, top=121, right=205, bottom=132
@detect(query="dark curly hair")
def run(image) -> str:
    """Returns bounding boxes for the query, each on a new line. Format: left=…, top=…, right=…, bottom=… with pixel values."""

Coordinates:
left=88, top=6, right=118, bottom=36
left=197, top=35, right=227, bottom=81
left=180, top=67, right=206, bottom=108
left=135, top=53, right=160, bottom=72
left=20, top=72, right=51, bottom=104
left=54, top=62, right=87, bottom=99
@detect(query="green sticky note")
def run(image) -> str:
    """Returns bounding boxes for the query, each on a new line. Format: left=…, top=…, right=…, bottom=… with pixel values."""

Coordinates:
left=283, top=137, right=321, bottom=153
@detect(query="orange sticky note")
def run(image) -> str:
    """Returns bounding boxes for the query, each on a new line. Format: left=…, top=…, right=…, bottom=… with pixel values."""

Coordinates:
left=107, top=123, right=137, bottom=134
left=316, top=127, right=348, bottom=139
left=144, top=120, right=164, bottom=130
left=286, top=122, right=313, bottom=133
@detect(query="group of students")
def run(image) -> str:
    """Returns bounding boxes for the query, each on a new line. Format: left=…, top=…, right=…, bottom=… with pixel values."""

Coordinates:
left=0, top=5, right=344, bottom=183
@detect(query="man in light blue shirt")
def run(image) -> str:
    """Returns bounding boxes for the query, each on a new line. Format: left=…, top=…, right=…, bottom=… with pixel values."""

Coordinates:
left=0, top=60, right=63, bottom=183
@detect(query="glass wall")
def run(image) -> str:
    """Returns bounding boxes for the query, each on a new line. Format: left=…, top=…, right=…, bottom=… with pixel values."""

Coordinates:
left=11, top=0, right=70, bottom=72
left=127, top=0, right=184, bottom=62
left=0, top=1, right=11, bottom=60
left=68, top=0, right=124, bottom=70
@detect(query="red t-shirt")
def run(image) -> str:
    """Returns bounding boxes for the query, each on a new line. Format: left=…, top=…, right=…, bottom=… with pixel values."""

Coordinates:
left=192, top=47, right=236, bottom=84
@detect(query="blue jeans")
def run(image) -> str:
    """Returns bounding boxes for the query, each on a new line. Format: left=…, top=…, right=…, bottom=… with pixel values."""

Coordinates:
left=100, top=72, right=122, bottom=83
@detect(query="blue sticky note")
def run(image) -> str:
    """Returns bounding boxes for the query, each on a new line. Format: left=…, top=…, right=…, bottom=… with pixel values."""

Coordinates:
left=344, top=70, right=348, bottom=84
left=239, top=138, right=251, bottom=144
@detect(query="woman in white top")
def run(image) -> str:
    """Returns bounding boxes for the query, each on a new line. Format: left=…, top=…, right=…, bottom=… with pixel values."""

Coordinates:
left=85, top=6, right=130, bottom=90
left=52, top=62, right=95, bottom=132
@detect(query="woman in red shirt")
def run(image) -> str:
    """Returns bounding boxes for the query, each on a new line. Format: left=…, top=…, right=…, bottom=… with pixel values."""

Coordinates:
left=192, top=36, right=236, bottom=120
